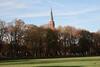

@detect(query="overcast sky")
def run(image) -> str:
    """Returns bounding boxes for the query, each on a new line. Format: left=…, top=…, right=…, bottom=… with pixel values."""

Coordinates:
left=0, top=0, right=100, bottom=32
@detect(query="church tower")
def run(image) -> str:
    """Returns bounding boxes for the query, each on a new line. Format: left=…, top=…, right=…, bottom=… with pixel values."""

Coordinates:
left=49, top=9, right=55, bottom=31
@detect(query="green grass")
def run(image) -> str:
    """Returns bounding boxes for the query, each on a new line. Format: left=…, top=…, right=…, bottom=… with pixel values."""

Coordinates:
left=0, top=56, right=100, bottom=67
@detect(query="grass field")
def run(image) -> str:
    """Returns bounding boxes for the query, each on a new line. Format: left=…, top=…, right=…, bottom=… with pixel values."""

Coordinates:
left=0, top=56, right=100, bottom=67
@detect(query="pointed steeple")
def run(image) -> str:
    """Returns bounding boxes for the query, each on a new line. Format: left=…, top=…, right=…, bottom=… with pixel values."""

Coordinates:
left=49, top=8, right=55, bottom=31
left=50, top=8, right=54, bottom=21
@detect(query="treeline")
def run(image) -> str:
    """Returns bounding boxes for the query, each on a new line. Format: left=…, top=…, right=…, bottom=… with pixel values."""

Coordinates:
left=0, top=19, right=100, bottom=59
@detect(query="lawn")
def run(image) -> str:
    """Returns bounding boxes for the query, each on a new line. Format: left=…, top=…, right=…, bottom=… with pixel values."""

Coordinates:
left=0, top=56, right=100, bottom=67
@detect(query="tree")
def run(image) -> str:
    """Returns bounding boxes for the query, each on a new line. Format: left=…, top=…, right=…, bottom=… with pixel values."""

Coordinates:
left=7, top=19, right=25, bottom=58
left=92, top=32, right=100, bottom=55
left=0, top=20, right=5, bottom=40
left=78, top=30, right=92, bottom=56
left=46, top=29, right=58, bottom=57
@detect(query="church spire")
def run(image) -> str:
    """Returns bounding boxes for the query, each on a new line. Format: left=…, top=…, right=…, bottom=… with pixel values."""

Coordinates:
left=49, top=8, right=55, bottom=31
left=50, top=8, right=54, bottom=21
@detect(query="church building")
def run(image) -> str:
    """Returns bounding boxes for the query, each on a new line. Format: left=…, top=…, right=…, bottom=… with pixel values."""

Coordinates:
left=48, top=9, right=55, bottom=31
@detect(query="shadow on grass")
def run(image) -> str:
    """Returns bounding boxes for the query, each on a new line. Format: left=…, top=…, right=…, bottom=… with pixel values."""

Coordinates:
left=36, top=66, right=83, bottom=67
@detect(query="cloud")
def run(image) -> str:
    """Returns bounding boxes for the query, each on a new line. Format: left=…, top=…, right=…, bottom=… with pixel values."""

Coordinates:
left=1, top=8, right=98, bottom=21
left=0, top=1, right=13, bottom=7
left=0, top=12, right=47, bottom=18
left=55, top=8, right=100, bottom=16
left=46, top=0, right=65, bottom=8
left=0, top=0, right=100, bottom=19
left=7, top=7, right=99, bottom=18
left=0, top=0, right=26, bottom=11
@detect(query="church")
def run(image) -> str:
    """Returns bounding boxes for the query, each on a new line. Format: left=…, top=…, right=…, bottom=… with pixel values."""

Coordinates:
left=40, top=9, right=55, bottom=31
left=48, top=9, right=55, bottom=31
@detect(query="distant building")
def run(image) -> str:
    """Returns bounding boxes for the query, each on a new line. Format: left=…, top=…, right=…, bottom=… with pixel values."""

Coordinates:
left=40, top=9, right=55, bottom=31
left=48, top=8, right=55, bottom=31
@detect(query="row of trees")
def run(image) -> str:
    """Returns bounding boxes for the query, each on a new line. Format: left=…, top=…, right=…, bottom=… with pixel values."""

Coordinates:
left=0, top=19, right=100, bottom=59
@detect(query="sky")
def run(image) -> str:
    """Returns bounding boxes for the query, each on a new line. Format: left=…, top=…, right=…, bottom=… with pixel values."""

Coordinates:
left=0, top=0, right=100, bottom=32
